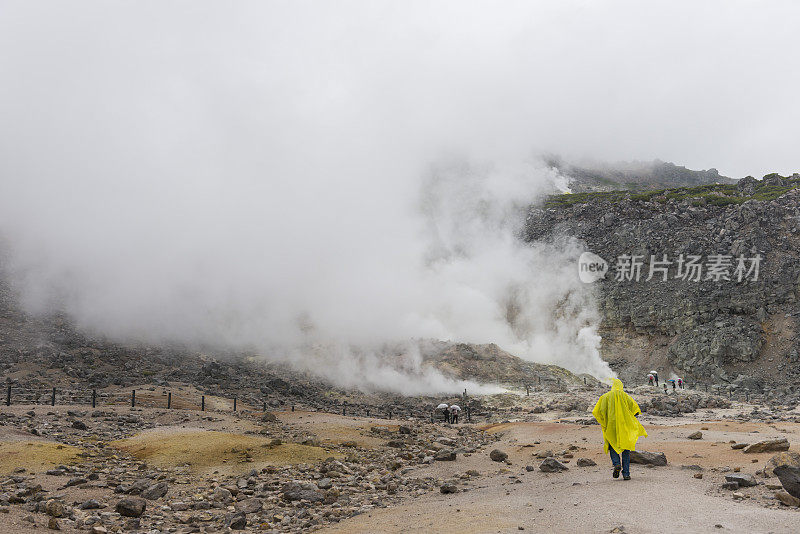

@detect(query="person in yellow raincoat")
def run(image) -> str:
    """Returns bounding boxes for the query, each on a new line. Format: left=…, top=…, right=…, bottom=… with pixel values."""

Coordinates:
left=592, top=378, right=647, bottom=480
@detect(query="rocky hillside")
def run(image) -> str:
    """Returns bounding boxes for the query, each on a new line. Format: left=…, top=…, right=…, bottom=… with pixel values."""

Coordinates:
left=526, top=173, right=800, bottom=391
left=545, top=155, right=734, bottom=193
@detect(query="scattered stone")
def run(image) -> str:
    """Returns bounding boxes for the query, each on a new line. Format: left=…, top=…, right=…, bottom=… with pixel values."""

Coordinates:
left=576, top=458, right=597, bottom=467
left=629, top=451, right=667, bottom=466
left=116, top=497, right=146, bottom=517
left=212, top=487, right=232, bottom=502
left=725, top=473, right=757, bottom=487
left=226, top=511, right=247, bottom=530
left=767, top=452, right=800, bottom=476
left=235, top=498, right=263, bottom=514
left=440, top=483, right=458, bottom=494
left=721, top=482, right=739, bottom=490
left=539, top=458, right=569, bottom=472
left=44, top=499, right=67, bottom=518
left=79, top=499, right=102, bottom=510
left=281, top=482, right=325, bottom=503
left=693, top=473, right=703, bottom=479
left=48, top=517, right=61, bottom=530
left=731, top=443, right=748, bottom=450
left=687, top=431, right=702, bottom=440
left=435, top=449, right=457, bottom=461
left=71, top=420, right=88, bottom=430
left=774, top=490, right=800, bottom=507
left=490, top=449, right=508, bottom=462
left=743, top=438, right=790, bottom=454
left=773, top=466, right=800, bottom=499
left=140, top=482, right=169, bottom=500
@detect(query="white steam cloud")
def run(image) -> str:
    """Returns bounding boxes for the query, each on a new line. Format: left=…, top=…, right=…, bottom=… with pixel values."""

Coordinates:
left=2, top=1, right=798, bottom=392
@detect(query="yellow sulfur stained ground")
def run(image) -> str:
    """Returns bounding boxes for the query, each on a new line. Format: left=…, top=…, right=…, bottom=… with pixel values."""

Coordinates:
left=0, top=441, right=83, bottom=475
left=112, top=429, right=339, bottom=474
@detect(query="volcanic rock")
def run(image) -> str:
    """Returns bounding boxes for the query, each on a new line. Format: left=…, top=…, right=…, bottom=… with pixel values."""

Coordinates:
left=743, top=438, right=789, bottom=453
left=490, top=449, right=508, bottom=462
left=539, top=458, right=569, bottom=472
left=629, top=451, right=667, bottom=466
left=116, top=497, right=146, bottom=518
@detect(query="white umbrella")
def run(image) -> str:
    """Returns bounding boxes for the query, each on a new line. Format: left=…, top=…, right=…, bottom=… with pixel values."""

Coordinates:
left=649, top=370, right=658, bottom=375
left=436, top=403, right=449, bottom=409
left=449, top=404, right=461, bottom=411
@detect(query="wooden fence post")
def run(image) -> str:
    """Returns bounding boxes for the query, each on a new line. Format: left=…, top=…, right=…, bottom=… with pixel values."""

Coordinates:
left=51, top=387, right=56, bottom=406
left=233, top=397, right=237, bottom=411
left=92, top=389, right=97, bottom=408
left=6, top=385, right=10, bottom=406
left=201, top=396, right=205, bottom=411
left=131, top=390, right=136, bottom=407
left=167, top=392, right=172, bottom=409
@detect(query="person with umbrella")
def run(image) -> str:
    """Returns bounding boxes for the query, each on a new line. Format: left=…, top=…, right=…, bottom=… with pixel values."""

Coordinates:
left=436, top=403, right=450, bottom=424
left=448, top=404, right=462, bottom=424
left=650, top=370, right=659, bottom=387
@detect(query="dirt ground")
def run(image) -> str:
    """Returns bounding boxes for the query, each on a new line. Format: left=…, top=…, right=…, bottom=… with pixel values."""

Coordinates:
left=320, top=416, right=800, bottom=534
left=1, top=404, right=799, bottom=533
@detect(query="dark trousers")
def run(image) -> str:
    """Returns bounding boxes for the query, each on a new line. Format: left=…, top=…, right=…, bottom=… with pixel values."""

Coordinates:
left=609, top=449, right=630, bottom=477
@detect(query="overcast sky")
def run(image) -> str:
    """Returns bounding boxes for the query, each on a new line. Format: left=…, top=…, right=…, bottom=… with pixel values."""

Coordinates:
left=2, top=1, right=799, bottom=180
left=0, top=1, right=797, bottom=386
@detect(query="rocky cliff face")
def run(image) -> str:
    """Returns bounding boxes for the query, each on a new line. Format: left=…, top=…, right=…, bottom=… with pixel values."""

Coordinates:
left=525, top=174, right=800, bottom=391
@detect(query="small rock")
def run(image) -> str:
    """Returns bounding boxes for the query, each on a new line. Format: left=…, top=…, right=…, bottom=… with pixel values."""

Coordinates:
left=435, top=449, right=457, bottom=461
left=116, top=497, right=146, bottom=518
left=79, top=499, right=102, bottom=510
left=774, top=465, right=800, bottom=499
left=731, top=443, right=748, bottom=450
left=440, top=483, right=458, bottom=494
left=490, top=450, right=508, bottom=462
left=141, top=482, right=169, bottom=500
left=687, top=431, right=702, bottom=440
left=725, top=473, right=757, bottom=487
left=44, top=499, right=67, bottom=518
left=743, top=438, right=790, bottom=454
left=629, top=451, right=667, bottom=466
left=48, top=517, right=60, bottom=530
left=539, top=458, right=569, bottom=472
left=226, top=511, right=247, bottom=530
left=212, top=487, right=232, bottom=502
left=721, top=482, right=739, bottom=490
left=774, top=490, right=800, bottom=507
left=234, top=498, right=262, bottom=514
left=576, top=458, right=597, bottom=467
left=71, top=420, right=88, bottom=430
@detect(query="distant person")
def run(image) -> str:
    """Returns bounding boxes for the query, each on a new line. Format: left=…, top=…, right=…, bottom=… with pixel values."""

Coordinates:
left=647, top=373, right=654, bottom=386
left=670, top=379, right=676, bottom=390
left=652, top=371, right=659, bottom=386
left=592, top=379, right=647, bottom=481
left=441, top=404, right=450, bottom=424
left=678, top=378, right=684, bottom=389
left=449, top=404, right=461, bottom=424
left=663, top=383, right=668, bottom=394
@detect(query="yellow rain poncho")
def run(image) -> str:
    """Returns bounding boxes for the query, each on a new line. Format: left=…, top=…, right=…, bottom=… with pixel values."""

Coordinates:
left=591, top=378, right=647, bottom=454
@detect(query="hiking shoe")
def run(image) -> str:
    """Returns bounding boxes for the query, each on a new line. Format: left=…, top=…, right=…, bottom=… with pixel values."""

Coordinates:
left=623, top=475, right=631, bottom=481
left=613, top=465, right=621, bottom=478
